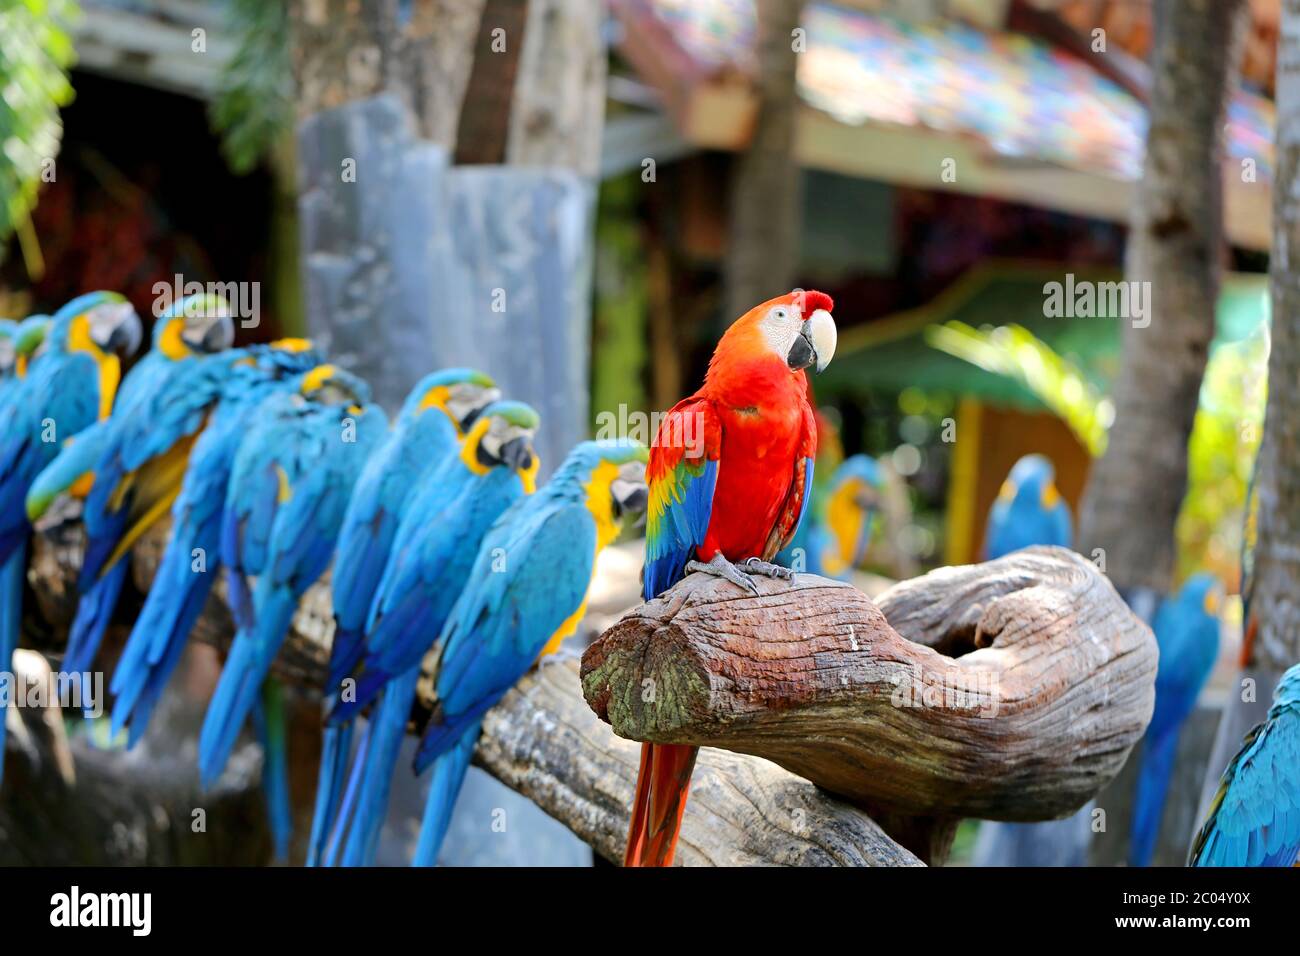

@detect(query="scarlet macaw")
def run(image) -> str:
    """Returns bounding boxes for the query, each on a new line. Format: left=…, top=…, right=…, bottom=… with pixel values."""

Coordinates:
left=411, top=438, right=649, bottom=866
left=627, top=290, right=837, bottom=867
left=46, top=294, right=237, bottom=685
left=1129, top=573, right=1222, bottom=866
left=1190, top=662, right=1300, bottom=866
left=312, top=398, right=539, bottom=867
left=0, top=293, right=141, bottom=784
left=198, top=365, right=385, bottom=801
left=107, top=340, right=325, bottom=746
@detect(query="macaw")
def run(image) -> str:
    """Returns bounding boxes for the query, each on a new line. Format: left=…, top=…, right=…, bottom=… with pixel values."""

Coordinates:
left=325, top=369, right=500, bottom=693
left=43, top=294, right=237, bottom=686
left=311, top=399, right=539, bottom=867
left=627, top=289, right=837, bottom=867
left=972, top=455, right=1090, bottom=867
left=782, top=454, right=884, bottom=579
left=1190, top=662, right=1300, bottom=866
left=307, top=370, right=503, bottom=866
left=13, top=316, right=50, bottom=379
left=0, top=293, right=141, bottom=786
left=1127, top=573, right=1222, bottom=866
left=411, top=438, right=649, bottom=866
left=982, top=454, right=1072, bottom=559
left=107, top=339, right=324, bottom=746
left=198, top=365, right=385, bottom=827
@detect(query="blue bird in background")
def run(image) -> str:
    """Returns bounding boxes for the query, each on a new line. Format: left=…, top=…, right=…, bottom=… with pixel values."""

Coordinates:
left=39, top=294, right=237, bottom=686
left=974, top=453, right=1089, bottom=867
left=777, top=454, right=884, bottom=579
left=983, top=454, right=1072, bottom=559
left=198, top=364, right=385, bottom=857
left=306, top=371, right=506, bottom=866
left=107, top=340, right=324, bottom=746
left=1190, top=662, right=1300, bottom=866
left=409, top=439, right=648, bottom=866
left=1129, top=573, right=1222, bottom=866
left=0, top=293, right=141, bottom=783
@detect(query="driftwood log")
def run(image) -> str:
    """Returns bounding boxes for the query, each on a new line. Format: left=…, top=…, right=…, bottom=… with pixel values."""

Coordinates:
left=18, top=516, right=917, bottom=866
left=581, top=547, right=1158, bottom=861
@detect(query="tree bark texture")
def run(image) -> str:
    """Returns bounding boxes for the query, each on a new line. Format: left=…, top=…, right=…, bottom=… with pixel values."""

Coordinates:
left=1077, top=0, right=1247, bottom=595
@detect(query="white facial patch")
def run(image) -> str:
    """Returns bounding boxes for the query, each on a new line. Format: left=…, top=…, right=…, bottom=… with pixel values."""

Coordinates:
left=759, top=304, right=803, bottom=361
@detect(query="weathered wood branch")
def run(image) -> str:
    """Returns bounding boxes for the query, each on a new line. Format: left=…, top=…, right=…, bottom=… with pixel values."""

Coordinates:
left=580, top=547, right=1157, bottom=829
left=21, top=516, right=919, bottom=866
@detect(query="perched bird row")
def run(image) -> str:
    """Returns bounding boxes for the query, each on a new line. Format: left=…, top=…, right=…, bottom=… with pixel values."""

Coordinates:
left=1, top=291, right=650, bottom=867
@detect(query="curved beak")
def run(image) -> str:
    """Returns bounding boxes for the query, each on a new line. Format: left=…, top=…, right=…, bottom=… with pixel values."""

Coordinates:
left=787, top=309, right=837, bottom=373
left=500, top=435, right=535, bottom=473
left=611, top=462, right=649, bottom=524
left=199, top=313, right=236, bottom=353
left=104, top=305, right=144, bottom=358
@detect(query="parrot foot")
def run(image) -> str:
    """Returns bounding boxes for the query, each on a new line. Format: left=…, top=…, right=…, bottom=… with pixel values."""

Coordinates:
left=686, top=555, right=759, bottom=596
left=741, top=557, right=795, bottom=582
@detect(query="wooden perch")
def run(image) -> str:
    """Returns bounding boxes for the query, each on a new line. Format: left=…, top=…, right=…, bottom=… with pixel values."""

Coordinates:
left=580, top=547, right=1157, bottom=845
left=20, top=514, right=918, bottom=866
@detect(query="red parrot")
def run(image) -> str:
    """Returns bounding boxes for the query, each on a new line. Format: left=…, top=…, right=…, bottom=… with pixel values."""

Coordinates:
left=625, top=289, right=838, bottom=866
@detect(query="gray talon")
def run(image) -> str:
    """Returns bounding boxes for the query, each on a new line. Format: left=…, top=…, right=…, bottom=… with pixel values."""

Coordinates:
left=686, top=554, right=760, bottom=595
left=742, top=557, right=794, bottom=581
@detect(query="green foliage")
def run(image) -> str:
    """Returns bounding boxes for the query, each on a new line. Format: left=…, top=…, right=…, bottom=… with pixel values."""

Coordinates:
left=209, top=0, right=292, bottom=174
left=925, top=320, right=1113, bottom=456
left=591, top=173, right=649, bottom=427
left=1176, top=324, right=1268, bottom=587
left=0, top=0, right=78, bottom=272
left=926, top=316, right=1270, bottom=587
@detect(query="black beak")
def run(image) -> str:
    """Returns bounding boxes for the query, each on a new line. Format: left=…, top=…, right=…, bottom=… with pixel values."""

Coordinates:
left=786, top=322, right=816, bottom=372
left=613, top=484, right=649, bottom=521
left=198, top=314, right=235, bottom=353
left=459, top=406, right=485, bottom=432
left=500, top=437, right=533, bottom=472
left=107, top=310, right=144, bottom=358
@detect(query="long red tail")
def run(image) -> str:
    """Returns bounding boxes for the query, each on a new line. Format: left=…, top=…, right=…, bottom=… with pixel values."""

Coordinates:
left=624, top=742, right=698, bottom=867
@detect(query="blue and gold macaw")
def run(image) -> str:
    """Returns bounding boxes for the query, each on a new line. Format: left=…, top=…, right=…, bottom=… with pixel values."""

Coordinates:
left=781, top=454, right=884, bottom=579
left=0, top=293, right=141, bottom=786
left=309, top=373, right=507, bottom=866
left=198, top=366, right=386, bottom=819
left=44, top=295, right=236, bottom=684
left=108, top=340, right=324, bottom=746
left=409, top=439, right=648, bottom=866
left=1190, top=662, right=1300, bottom=866
left=312, top=399, right=538, bottom=867
left=1129, top=573, right=1222, bottom=866
left=983, top=454, right=1072, bottom=559
left=326, top=369, right=500, bottom=692
left=973, top=453, right=1088, bottom=867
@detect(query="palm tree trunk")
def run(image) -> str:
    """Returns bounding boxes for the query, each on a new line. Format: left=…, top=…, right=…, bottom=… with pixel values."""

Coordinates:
left=1077, top=0, right=1247, bottom=600
left=723, top=0, right=805, bottom=322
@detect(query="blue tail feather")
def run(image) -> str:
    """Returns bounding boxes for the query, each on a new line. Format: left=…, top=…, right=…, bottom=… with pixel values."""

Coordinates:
left=198, top=586, right=297, bottom=788
left=64, top=561, right=128, bottom=688
left=411, top=719, right=481, bottom=867
left=1130, top=729, right=1179, bottom=867
left=307, top=721, right=354, bottom=867
left=0, top=543, right=25, bottom=788
left=340, top=667, right=419, bottom=866
left=324, top=723, right=371, bottom=867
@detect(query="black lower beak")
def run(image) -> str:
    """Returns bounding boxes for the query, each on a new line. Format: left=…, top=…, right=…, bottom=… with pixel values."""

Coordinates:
left=107, top=312, right=143, bottom=358
left=500, top=437, right=533, bottom=472
left=199, top=316, right=235, bottom=353
left=617, top=485, right=648, bottom=518
left=786, top=325, right=816, bottom=372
